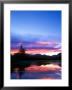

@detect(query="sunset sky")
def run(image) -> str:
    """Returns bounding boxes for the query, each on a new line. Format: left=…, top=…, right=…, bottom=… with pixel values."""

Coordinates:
left=11, top=11, right=61, bottom=55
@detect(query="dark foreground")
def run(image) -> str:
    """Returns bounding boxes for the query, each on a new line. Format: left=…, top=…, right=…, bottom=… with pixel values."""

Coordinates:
left=11, top=53, right=61, bottom=79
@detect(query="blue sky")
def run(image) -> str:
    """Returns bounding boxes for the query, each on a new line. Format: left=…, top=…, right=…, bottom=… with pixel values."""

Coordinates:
left=11, top=11, right=61, bottom=50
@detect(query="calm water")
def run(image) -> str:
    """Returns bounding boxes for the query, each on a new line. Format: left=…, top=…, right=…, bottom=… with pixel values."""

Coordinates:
left=11, top=62, right=61, bottom=79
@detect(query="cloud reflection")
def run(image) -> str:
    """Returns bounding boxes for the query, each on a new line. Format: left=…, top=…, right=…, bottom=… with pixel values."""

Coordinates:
left=25, top=64, right=61, bottom=72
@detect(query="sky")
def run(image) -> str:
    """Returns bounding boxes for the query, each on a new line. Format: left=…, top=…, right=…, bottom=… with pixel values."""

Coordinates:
left=10, top=11, right=61, bottom=55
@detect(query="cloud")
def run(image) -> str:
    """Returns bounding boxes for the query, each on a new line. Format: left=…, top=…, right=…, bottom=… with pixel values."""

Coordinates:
left=54, top=43, right=61, bottom=49
left=11, top=41, right=61, bottom=50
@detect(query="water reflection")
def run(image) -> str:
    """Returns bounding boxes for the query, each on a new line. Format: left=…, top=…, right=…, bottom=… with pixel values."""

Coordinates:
left=11, top=63, right=61, bottom=79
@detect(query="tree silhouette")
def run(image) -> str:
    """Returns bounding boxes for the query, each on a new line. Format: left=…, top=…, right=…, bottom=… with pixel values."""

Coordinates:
left=19, top=43, right=25, bottom=54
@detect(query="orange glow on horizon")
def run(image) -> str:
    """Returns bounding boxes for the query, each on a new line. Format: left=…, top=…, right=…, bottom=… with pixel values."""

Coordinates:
left=11, top=48, right=61, bottom=56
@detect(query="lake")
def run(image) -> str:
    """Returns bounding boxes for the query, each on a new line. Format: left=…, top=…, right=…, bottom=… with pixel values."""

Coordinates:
left=11, top=62, right=61, bottom=79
